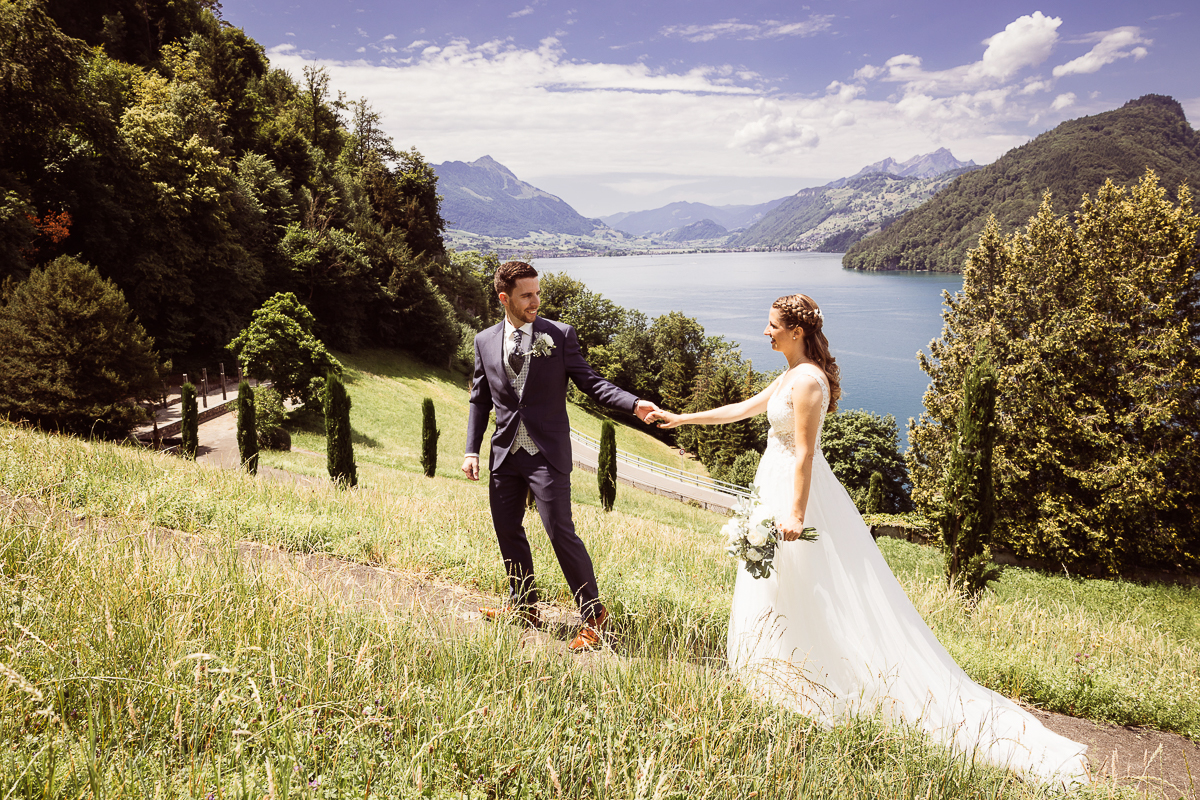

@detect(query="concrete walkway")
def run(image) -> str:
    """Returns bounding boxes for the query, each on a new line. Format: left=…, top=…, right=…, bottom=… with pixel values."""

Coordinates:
left=570, top=439, right=739, bottom=513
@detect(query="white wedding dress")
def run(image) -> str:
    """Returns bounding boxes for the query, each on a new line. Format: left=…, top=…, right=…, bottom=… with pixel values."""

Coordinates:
left=727, top=365, right=1089, bottom=784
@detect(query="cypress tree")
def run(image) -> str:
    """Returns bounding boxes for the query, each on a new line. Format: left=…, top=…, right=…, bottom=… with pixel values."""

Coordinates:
left=421, top=397, right=439, bottom=477
left=180, top=382, right=198, bottom=459
left=236, top=380, right=258, bottom=475
left=866, top=471, right=885, bottom=514
left=598, top=420, right=617, bottom=512
left=324, top=372, right=356, bottom=487
left=939, top=352, right=1004, bottom=595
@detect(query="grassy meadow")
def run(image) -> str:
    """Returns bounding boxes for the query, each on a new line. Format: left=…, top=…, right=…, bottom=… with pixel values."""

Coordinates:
left=0, top=347, right=1197, bottom=796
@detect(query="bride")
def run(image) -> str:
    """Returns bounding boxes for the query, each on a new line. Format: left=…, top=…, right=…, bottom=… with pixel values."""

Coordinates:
left=646, top=294, right=1089, bottom=784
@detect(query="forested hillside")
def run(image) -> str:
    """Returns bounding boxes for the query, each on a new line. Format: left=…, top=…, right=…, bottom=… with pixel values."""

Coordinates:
left=843, top=95, right=1200, bottom=272
left=0, top=0, right=494, bottom=368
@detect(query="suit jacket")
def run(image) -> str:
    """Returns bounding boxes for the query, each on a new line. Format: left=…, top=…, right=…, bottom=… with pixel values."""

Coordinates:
left=466, top=316, right=639, bottom=474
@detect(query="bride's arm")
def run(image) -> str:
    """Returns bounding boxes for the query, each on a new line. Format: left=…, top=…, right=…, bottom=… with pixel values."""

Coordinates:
left=780, top=376, right=825, bottom=540
left=646, top=375, right=780, bottom=428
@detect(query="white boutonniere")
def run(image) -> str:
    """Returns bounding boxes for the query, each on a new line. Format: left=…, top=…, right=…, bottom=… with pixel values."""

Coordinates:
left=529, top=332, right=556, bottom=358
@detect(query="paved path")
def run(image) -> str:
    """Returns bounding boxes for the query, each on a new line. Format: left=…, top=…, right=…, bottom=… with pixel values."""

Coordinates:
left=570, top=439, right=739, bottom=513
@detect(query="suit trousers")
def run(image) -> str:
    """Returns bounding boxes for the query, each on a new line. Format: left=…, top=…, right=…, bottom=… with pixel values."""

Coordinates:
left=489, top=448, right=603, bottom=620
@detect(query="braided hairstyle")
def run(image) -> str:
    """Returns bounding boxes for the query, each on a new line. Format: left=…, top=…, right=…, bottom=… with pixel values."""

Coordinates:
left=772, top=294, right=842, bottom=412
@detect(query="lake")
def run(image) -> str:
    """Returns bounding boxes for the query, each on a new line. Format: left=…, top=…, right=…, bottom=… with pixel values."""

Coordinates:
left=531, top=252, right=964, bottom=443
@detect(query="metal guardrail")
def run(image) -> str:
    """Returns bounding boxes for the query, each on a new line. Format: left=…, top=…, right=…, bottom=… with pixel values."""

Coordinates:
left=570, top=427, right=753, bottom=501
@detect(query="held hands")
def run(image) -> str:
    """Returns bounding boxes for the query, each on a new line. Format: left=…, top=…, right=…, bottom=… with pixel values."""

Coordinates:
left=634, top=399, right=662, bottom=423
left=461, top=455, right=480, bottom=481
left=644, top=408, right=684, bottom=428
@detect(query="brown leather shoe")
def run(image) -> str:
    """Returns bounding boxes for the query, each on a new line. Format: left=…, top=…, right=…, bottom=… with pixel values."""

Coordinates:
left=568, top=609, right=609, bottom=652
left=479, top=604, right=541, bottom=628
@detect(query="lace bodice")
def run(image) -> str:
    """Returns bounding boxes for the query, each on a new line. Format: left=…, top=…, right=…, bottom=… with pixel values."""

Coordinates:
left=765, top=367, right=829, bottom=458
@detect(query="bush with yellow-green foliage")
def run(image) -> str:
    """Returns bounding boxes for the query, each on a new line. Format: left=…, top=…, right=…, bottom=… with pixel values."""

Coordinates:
left=911, top=172, right=1200, bottom=574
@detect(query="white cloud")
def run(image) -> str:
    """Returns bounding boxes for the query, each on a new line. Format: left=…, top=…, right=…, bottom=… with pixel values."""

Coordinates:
left=1052, top=27, right=1151, bottom=77
left=509, top=5, right=534, bottom=18
left=262, top=22, right=1118, bottom=213
left=729, top=99, right=819, bottom=156
left=831, top=110, right=856, bottom=128
left=1051, top=92, right=1076, bottom=111
left=969, top=12, right=1061, bottom=81
left=661, top=15, right=834, bottom=43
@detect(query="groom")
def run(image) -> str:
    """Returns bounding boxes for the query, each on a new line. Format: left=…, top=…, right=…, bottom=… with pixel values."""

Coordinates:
left=462, top=261, right=658, bottom=652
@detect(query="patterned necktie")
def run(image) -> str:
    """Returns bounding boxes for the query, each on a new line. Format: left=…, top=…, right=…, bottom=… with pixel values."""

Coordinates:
left=508, top=329, right=525, bottom=375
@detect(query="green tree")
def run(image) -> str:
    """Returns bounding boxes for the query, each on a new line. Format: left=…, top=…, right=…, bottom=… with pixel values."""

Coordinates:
left=936, top=353, right=1004, bottom=596
left=228, top=292, right=342, bottom=408
left=865, top=471, right=885, bottom=515
left=0, top=256, right=159, bottom=437
left=911, top=172, right=1200, bottom=574
left=820, top=409, right=911, bottom=513
left=180, top=381, right=198, bottom=459
left=236, top=379, right=258, bottom=474
left=598, top=420, right=617, bottom=512
left=725, top=450, right=761, bottom=489
left=324, top=371, right=356, bottom=487
left=421, top=397, right=438, bottom=478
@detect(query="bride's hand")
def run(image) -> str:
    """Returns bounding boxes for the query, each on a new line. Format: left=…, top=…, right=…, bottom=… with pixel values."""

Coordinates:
left=645, top=409, right=683, bottom=428
left=778, top=514, right=805, bottom=541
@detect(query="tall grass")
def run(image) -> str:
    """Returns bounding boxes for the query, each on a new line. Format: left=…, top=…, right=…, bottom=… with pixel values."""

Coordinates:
left=0, top=503, right=1120, bottom=798
left=3, top=422, right=1198, bottom=745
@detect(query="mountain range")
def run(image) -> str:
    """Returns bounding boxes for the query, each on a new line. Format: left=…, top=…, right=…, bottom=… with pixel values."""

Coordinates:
left=431, top=96, right=1197, bottom=262
left=843, top=95, right=1200, bottom=272
left=827, top=148, right=976, bottom=187
left=730, top=161, right=977, bottom=251
left=601, top=198, right=787, bottom=237
left=433, top=155, right=611, bottom=239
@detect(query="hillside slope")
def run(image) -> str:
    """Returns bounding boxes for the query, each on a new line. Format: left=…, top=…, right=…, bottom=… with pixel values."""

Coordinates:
left=283, top=349, right=707, bottom=480
left=842, top=95, right=1200, bottom=272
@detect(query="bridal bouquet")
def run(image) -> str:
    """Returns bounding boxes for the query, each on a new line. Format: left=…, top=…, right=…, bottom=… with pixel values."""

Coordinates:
left=723, top=484, right=817, bottom=579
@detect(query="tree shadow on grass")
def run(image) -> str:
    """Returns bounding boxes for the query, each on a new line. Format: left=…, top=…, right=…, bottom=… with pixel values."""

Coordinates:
left=286, top=406, right=381, bottom=448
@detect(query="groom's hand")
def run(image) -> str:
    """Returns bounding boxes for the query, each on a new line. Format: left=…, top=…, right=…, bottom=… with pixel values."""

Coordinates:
left=462, top=455, right=480, bottom=481
left=634, top=399, right=660, bottom=423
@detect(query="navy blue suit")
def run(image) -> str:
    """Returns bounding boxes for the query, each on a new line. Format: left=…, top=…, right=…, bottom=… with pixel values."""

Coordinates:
left=466, top=316, right=638, bottom=618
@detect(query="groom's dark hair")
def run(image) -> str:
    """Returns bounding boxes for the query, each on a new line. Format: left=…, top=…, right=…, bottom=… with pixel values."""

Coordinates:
left=495, top=261, right=538, bottom=296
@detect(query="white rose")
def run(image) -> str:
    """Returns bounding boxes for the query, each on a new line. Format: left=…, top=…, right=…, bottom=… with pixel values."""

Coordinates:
left=746, top=526, right=768, bottom=547
left=749, top=504, right=772, bottom=527
left=745, top=548, right=763, bottom=562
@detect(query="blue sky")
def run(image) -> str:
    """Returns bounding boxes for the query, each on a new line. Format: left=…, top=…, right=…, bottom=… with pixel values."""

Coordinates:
left=225, top=0, right=1199, bottom=216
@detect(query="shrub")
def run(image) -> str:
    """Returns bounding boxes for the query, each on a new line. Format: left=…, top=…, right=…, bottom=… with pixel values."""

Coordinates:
left=325, top=372, right=356, bottom=487
left=598, top=420, right=617, bottom=512
left=180, top=383, right=198, bottom=459
left=421, top=398, right=438, bottom=477
left=935, top=353, right=1004, bottom=596
left=254, top=386, right=289, bottom=450
left=236, top=380, right=258, bottom=474
left=0, top=256, right=159, bottom=437
left=865, top=471, right=885, bottom=514
left=725, top=450, right=761, bottom=489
